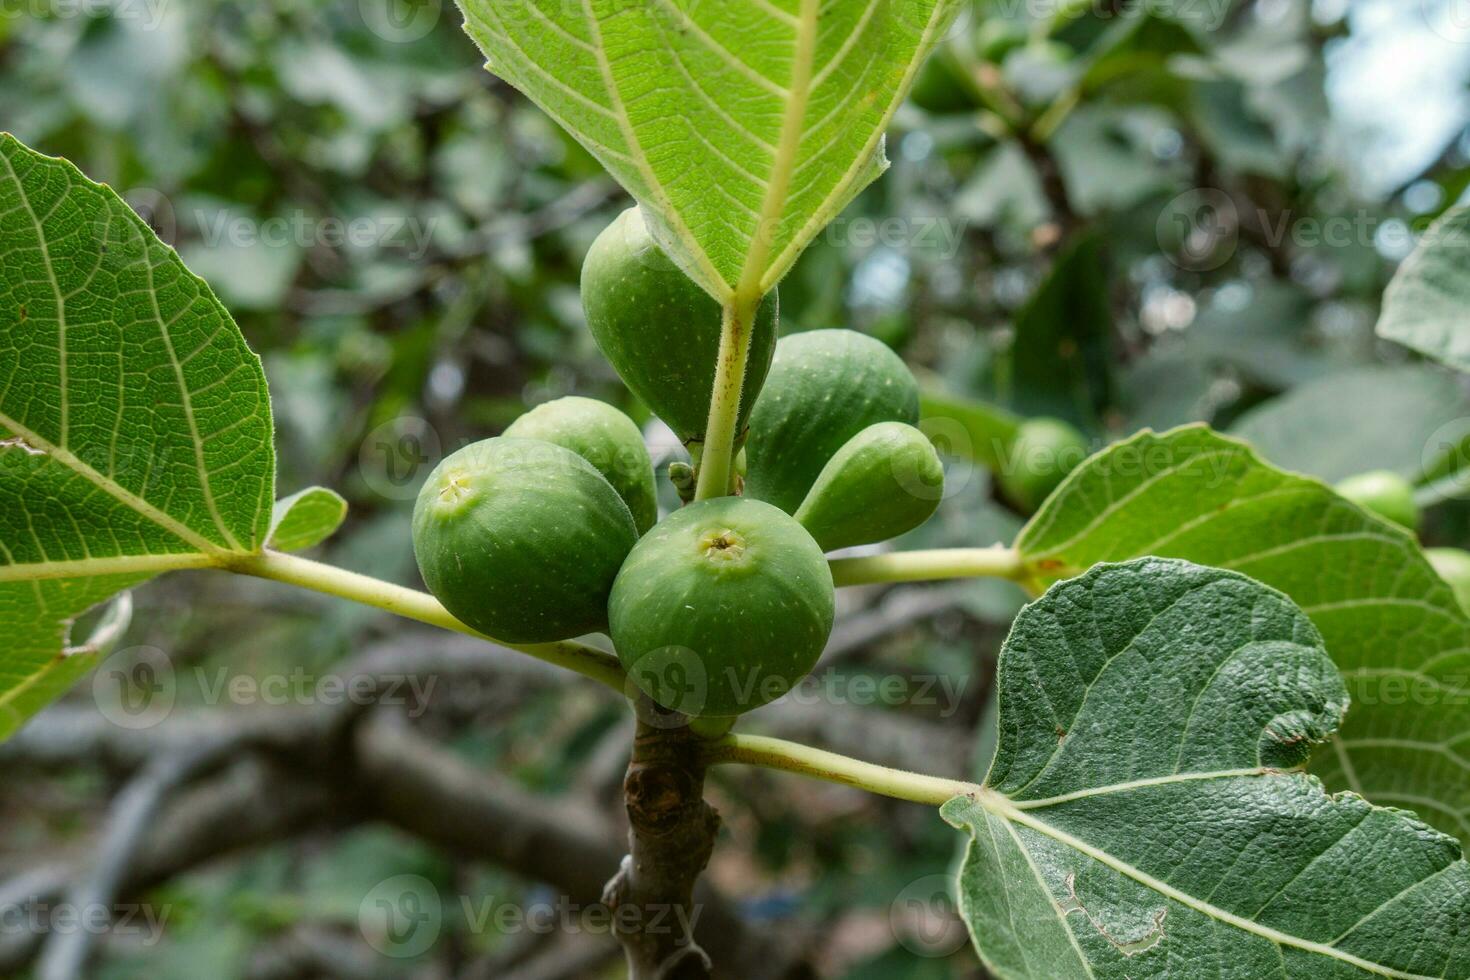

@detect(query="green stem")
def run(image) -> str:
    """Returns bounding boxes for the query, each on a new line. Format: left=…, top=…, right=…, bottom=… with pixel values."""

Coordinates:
left=230, top=551, right=627, bottom=692
left=695, top=295, right=758, bottom=501
left=829, top=547, right=1028, bottom=588
left=705, top=733, right=981, bottom=807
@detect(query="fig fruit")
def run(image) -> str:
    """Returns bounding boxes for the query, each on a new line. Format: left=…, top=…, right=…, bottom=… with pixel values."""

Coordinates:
left=503, top=395, right=658, bottom=533
left=609, top=497, right=834, bottom=717
left=996, top=418, right=1090, bottom=511
left=794, top=422, right=944, bottom=552
left=745, top=330, right=921, bottom=514
left=1335, top=470, right=1421, bottom=531
left=412, top=437, right=637, bottom=643
left=581, top=206, right=779, bottom=444
left=1427, top=548, right=1470, bottom=614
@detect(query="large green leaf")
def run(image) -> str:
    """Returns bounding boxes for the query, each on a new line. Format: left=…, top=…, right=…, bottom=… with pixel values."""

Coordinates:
left=456, top=0, right=963, bottom=300
left=947, top=558, right=1470, bottom=979
left=1231, top=365, right=1470, bottom=484
left=1378, top=207, right=1470, bottom=374
left=0, top=135, right=275, bottom=739
left=1014, top=425, right=1470, bottom=844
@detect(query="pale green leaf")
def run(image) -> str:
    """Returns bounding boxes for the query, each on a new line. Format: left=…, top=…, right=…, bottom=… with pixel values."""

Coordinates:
left=0, top=134, right=275, bottom=739
left=456, top=0, right=963, bottom=300
left=1378, top=207, right=1470, bottom=373
left=268, top=487, right=348, bottom=552
left=948, top=558, right=1470, bottom=979
left=1015, top=426, right=1470, bottom=844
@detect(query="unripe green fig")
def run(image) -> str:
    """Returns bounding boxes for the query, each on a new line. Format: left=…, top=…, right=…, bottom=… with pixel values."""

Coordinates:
left=996, top=418, right=1090, bottom=511
left=503, top=396, right=658, bottom=533
left=745, top=330, right=921, bottom=514
left=794, top=422, right=944, bottom=552
left=1335, top=470, right=1421, bottom=531
left=581, top=206, right=779, bottom=444
left=1427, top=548, right=1470, bottom=614
left=412, top=437, right=637, bottom=643
left=909, top=48, right=975, bottom=114
left=609, top=497, right=835, bottom=717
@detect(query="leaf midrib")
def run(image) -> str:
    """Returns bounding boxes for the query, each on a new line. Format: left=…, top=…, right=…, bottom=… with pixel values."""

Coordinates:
left=977, top=786, right=1441, bottom=979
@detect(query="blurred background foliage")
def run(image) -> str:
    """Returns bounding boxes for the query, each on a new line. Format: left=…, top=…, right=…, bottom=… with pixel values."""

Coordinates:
left=3, top=0, right=1470, bottom=977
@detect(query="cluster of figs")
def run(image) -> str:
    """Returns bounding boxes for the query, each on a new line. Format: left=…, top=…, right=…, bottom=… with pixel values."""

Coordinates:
left=412, top=206, right=946, bottom=719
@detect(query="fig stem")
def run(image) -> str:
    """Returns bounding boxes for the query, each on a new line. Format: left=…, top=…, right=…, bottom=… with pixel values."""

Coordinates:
left=829, top=547, right=1028, bottom=588
left=705, top=733, right=981, bottom=807
left=694, top=295, right=759, bottom=501
left=230, top=551, right=627, bottom=691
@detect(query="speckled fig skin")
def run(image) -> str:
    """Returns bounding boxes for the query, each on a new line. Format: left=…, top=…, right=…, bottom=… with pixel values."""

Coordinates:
left=609, top=497, right=834, bottom=717
left=745, top=330, right=921, bottom=514
left=412, top=437, right=637, bottom=643
left=581, top=206, right=779, bottom=444
left=795, top=422, right=944, bottom=552
left=504, top=396, right=659, bottom=534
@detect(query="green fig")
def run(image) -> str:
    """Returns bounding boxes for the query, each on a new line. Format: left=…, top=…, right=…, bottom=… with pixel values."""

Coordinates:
left=794, top=422, right=944, bottom=552
left=745, top=330, right=921, bottom=514
left=504, top=395, right=658, bottom=533
left=996, top=418, right=1090, bottom=511
left=412, top=437, right=637, bottom=643
left=609, top=497, right=834, bottom=717
left=581, top=206, right=779, bottom=444
left=1427, top=548, right=1470, bottom=614
left=1335, top=470, right=1421, bottom=531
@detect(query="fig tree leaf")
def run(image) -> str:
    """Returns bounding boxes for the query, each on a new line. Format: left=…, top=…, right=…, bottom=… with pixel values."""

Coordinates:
left=1377, top=206, right=1470, bottom=373
left=456, top=0, right=963, bottom=300
left=268, top=487, right=348, bottom=553
left=947, top=558, right=1470, bottom=979
left=0, top=134, right=275, bottom=740
left=1231, top=364, right=1470, bottom=484
left=1015, top=425, right=1470, bottom=845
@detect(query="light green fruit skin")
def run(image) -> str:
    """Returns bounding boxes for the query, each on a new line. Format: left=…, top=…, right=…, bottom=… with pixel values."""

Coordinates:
left=794, top=422, right=944, bottom=552
left=745, top=330, right=921, bottom=515
left=996, top=418, right=1091, bottom=511
left=1334, top=470, right=1421, bottom=531
left=1427, top=548, right=1470, bottom=614
left=412, top=437, right=637, bottom=644
left=609, top=498, right=835, bottom=717
left=504, top=396, right=658, bottom=534
left=581, top=206, right=779, bottom=444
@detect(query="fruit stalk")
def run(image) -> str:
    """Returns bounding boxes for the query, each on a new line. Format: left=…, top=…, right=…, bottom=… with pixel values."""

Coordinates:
left=694, top=295, right=759, bottom=500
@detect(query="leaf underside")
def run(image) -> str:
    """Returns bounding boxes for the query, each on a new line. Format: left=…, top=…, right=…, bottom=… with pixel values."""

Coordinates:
left=456, top=0, right=963, bottom=300
left=949, top=558, right=1470, bottom=979
left=0, top=134, right=275, bottom=739
left=1015, top=425, right=1470, bottom=847
left=1376, top=206, right=1470, bottom=374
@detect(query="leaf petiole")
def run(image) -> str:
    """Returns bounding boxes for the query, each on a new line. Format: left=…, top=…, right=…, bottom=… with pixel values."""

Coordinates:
left=694, top=295, right=761, bottom=500
left=229, top=551, right=627, bottom=692
left=704, top=733, right=981, bottom=807
left=828, top=547, right=1030, bottom=588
